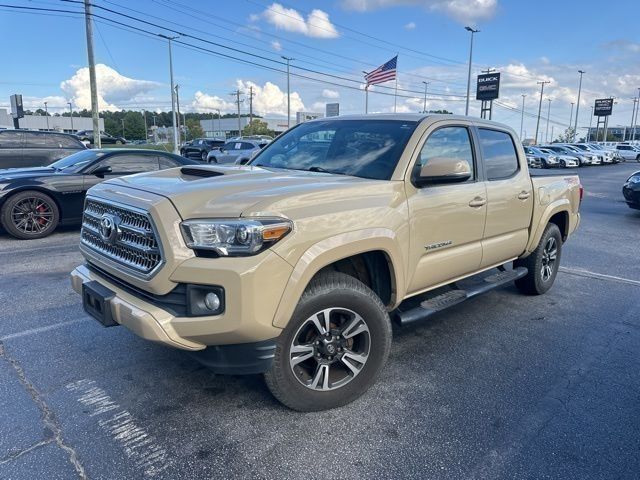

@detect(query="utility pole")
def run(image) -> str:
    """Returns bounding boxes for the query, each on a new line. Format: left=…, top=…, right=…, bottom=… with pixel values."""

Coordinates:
left=573, top=70, right=585, bottom=141
left=587, top=106, right=593, bottom=141
left=634, top=88, right=640, bottom=142
left=520, top=94, right=526, bottom=140
left=84, top=0, right=101, bottom=148
left=569, top=102, right=574, bottom=131
left=68, top=102, right=74, bottom=133
left=535, top=80, right=550, bottom=145
left=422, top=81, right=429, bottom=113
left=44, top=102, right=49, bottom=131
left=230, top=90, right=243, bottom=135
left=464, top=26, right=479, bottom=116
left=282, top=56, right=293, bottom=128
left=632, top=97, right=639, bottom=142
left=142, top=110, right=147, bottom=142
left=159, top=34, right=179, bottom=153
left=545, top=98, right=551, bottom=143
left=248, top=86, right=254, bottom=131
left=121, top=118, right=125, bottom=138
left=175, top=84, right=181, bottom=145
left=551, top=125, right=554, bottom=143
left=362, top=71, right=369, bottom=114
left=215, top=108, right=221, bottom=138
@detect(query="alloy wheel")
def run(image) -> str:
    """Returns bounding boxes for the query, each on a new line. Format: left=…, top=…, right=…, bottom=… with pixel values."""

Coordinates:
left=289, top=307, right=370, bottom=391
left=540, top=236, right=558, bottom=282
left=11, top=197, right=54, bottom=235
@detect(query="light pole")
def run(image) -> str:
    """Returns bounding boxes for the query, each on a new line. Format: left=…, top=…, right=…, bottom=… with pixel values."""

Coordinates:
left=588, top=106, right=594, bottom=142
left=282, top=56, right=293, bottom=128
left=68, top=102, right=74, bottom=133
left=44, top=102, right=49, bottom=131
left=545, top=98, right=552, bottom=143
left=573, top=70, right=585, bottom=141
left=121, top=118, right=125, bottom=139
left=362, top=71, right=369, bottom=114
left=159, top=34, right=180, bottom=153
left=569, top=102, right=574, bottom=131
left=422, top=81, right=430, bottom=113
left=464, top=26, right=479, bottom=116
left=634, top=88, right=640, bottom=142
left=142, top=110, right=147, bottom=142
left=520, top=94, right=526, bottom=140
left=535, top=80, right=550, bottom=144
left=215, top=108, right=221, bottom=137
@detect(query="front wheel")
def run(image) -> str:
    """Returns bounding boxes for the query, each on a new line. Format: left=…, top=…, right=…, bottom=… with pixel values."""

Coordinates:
left=264, top=272, right=392, bottom=411
left=201, top=151, right=208, bottom=162
left=636, top=155, right=640, bottom=163
left=560, top=160, right=566, bottom=168
left=1, top=191, right=60, bottom=239
left=514, top=223, right=562, bottom=295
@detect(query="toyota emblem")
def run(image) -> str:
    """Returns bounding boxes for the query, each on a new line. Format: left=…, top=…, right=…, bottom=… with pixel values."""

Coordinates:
left=99, top=213, right=120, bottom=245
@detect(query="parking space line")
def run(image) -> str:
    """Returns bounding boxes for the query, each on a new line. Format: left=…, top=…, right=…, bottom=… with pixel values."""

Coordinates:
left=0, top=319, right=86, bottom=342
left=560, top=266, right=640, bottom=287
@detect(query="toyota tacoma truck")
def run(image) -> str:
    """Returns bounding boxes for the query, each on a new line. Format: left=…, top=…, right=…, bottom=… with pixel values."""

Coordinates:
left=71, top=114, right=581, bottom=411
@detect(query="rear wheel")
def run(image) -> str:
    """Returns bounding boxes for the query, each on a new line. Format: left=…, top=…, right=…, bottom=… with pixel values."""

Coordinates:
left=1, top=191, right=60, bottom=240
left=264, top=272, right=392, bottom=411
left=514, top=223, right=562, bottom=295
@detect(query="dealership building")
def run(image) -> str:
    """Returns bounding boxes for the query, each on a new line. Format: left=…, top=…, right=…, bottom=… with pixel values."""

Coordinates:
left=0, top=108, right=104, bottom=133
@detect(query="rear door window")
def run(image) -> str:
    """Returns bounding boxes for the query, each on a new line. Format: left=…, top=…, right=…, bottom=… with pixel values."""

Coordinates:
left=0, top=131, right=23, bottom=148
left=23, top=132, right=49, bottom=148
left=478, top=129, right=519, bottom=180
left=98, top=154, right=160, bottom=174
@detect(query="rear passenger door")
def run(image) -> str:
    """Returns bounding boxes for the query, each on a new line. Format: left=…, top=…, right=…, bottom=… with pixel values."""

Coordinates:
left=0, top=131, right=23, bottom=168
left=22, top=132, right=52, bottom=167
left=476, top=128, right=533, bottom=268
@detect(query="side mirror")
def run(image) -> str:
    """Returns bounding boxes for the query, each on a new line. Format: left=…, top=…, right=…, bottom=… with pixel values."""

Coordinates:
left=92, top=165, right=113, bottom=177
left=413, top=157, right=471, bottom=187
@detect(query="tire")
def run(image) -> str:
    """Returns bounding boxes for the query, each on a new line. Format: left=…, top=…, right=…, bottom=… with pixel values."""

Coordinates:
left=115, top=140, right=123, bottom=145
left=1, top=191, right=60, bottom=240
left=560, top=160, right=566, bottom=168
left=201, top=151, right=207, bottom=162
left=514, top=223, right=562, bottom=295
left=264, top=271, right=392, bottom=411
left=636, top=155, right=640, bottom=163
left=208, top=157, right=217, bottom=164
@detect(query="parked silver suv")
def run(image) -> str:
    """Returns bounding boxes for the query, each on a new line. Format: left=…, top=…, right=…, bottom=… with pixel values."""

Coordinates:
left=206, top=139, right=269, bottom=164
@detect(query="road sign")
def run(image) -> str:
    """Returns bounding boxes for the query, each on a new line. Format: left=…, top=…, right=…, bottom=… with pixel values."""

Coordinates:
left=476, top=73, right=501, bottom=101
left=326, top=103, right=339, bottom=117
left=593, top=98, right=613, bottom=117
left=10, top=94, right=24, bottom=119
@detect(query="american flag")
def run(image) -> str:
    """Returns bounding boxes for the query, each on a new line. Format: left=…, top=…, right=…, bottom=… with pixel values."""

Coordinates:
left=364, top=56, right=397, bottom=86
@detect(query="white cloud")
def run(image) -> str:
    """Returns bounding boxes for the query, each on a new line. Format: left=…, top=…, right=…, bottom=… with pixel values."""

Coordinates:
left=263, top=3, right=339, bottom=38
left=322, top=89, right=340, bottom=99
left=60, top=64, right=159, bottom=111
left=191, top=91, right=236, bottom=114
left=271, top=40, right=283, bottom=51
left=404, top=21, right=416, bottom=30
left=249, top=13, right=260, bottom=22
left=236, top=79, right=305, bottom=116
left=341, top=0, right=497, bottom=24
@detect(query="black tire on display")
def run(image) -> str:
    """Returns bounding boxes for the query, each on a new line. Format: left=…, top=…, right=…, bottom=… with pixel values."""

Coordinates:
left=264, top=271, right=392, bottom=412
left=514, top=223, right=562, bottom=295
left=1, top=191, right=60, bottom=240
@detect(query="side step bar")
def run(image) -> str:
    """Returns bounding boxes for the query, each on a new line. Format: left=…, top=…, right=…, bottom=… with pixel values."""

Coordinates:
left=393, top=266, right=528, bottom=326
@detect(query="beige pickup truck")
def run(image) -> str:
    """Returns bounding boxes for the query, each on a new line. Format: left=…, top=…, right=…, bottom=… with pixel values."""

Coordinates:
left=71, top=114, right=581, bottom=411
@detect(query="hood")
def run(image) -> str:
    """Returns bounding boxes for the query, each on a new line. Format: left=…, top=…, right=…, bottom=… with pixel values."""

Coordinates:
left=103, top=165, right=387, bottom=219
left=0, top=167, right=58, bottom=181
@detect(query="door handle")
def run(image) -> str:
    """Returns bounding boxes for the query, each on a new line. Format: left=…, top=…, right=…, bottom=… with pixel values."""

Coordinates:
left=468, top=197, right=486, bottom=208
left=518, top=191, right=531, bottom=200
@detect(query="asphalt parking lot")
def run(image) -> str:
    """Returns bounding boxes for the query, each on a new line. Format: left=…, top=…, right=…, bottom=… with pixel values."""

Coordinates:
left=1, top=162, right=639, bottom=480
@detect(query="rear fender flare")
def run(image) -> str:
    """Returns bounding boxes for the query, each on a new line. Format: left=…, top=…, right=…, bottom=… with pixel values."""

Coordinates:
left=524, top=200, right=570, bottom=254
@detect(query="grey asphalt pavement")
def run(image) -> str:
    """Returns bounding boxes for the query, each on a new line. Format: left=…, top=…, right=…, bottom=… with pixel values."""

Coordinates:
left=1, top=162, right=639, bottom=479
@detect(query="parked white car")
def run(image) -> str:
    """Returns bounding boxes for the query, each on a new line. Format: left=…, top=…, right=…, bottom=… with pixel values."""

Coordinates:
left=539, top=148, right=579, bottom=167
left=615, top=144, right=640, bottom=162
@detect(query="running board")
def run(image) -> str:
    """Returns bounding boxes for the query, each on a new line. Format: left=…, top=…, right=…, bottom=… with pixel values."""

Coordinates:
left=393, top=266, right=528, bottom=326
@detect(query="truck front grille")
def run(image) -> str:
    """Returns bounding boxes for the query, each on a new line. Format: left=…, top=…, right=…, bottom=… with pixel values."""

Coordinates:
left=81, top=199, right=163, bottom=276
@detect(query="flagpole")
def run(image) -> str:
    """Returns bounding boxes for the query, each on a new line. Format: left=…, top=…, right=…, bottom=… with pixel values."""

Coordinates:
left=365, top=85, right=369, bottom=114
left=393, top=54, right=399, bottom=113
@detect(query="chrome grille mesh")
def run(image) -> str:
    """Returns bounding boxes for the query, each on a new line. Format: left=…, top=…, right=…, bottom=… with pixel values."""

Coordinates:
left=81, top=199, right=162, bottom=275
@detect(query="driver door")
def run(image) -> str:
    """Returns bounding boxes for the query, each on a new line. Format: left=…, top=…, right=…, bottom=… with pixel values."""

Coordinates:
left=405, top=122, right=487, bottom=294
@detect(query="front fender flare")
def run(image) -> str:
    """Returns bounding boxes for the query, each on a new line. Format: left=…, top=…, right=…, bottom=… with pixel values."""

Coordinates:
left=272, top=228, right=406, bottom=329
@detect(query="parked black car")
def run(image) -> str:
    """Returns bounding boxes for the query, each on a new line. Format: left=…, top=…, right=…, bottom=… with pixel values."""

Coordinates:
left=622, top=170, right=640, bottom=210
left=180, top=138, right=225, bottom=161
left=76, top=130, right=127, bottom=146
left=0, top=149, right=197, bottom=239
left=0, top=130, right=87, bottom=169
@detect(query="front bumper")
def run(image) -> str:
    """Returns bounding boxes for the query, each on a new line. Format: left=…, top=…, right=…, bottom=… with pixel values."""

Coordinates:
left=71, top=250, right=291, bottom=351
left=623, top=185, right=640, bottom=208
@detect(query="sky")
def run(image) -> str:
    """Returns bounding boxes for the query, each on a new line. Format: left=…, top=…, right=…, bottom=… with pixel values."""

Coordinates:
left=1, top=0, right=639, bottom=139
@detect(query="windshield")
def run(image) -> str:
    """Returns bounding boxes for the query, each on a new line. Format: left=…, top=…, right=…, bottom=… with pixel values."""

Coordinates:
left=49, top=150, right=102, bottom=172
left=251, top=119, right=418, bottom=180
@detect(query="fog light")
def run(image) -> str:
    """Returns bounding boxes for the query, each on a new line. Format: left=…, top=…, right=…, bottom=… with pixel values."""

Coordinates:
left=204, top=292, right=220, bottom=311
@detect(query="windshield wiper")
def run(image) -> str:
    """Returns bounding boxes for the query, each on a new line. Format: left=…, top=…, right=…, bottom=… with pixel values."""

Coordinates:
left=308, top=166, right=331, bottom=173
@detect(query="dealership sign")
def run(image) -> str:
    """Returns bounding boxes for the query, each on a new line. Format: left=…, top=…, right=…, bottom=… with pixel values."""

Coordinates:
left=476, top=73, right=501, bottom=101
left=593, top=98, right=613, bottom=117
left=326, top=103, right=339, bottom=117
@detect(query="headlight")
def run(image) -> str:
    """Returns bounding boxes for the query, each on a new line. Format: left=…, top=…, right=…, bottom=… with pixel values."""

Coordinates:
left=628, top=175, right=640, bottom=184
left=548, top=156, right=557, bottom=162
left=181, top=217, right=292, bottom=256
